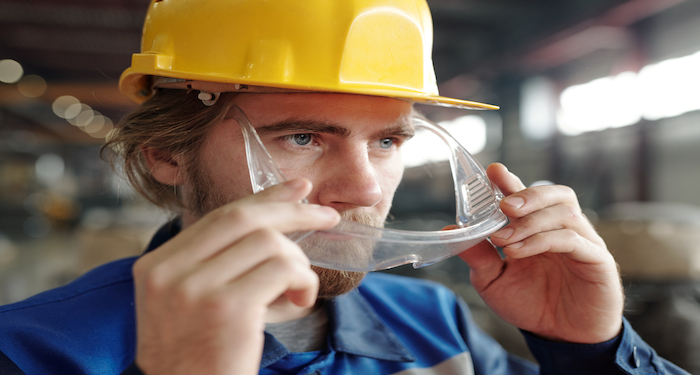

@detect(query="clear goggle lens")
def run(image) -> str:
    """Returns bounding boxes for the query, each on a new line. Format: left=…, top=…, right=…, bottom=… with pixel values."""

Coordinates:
left=231, top=105, right=507, bottom=272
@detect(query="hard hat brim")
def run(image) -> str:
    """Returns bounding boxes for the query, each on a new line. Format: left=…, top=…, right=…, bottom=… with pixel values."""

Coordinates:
left=120, top=70, right=499, bottom=111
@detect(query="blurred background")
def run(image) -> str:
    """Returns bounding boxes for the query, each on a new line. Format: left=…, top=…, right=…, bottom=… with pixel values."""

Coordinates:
left=1, top=0, right=699, bottom=372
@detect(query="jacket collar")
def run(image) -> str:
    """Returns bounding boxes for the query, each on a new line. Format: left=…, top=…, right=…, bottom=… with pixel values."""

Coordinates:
left=145, top=219, right=181, bottom=253
left=260, top=289, right=415, bottom=367
left=327, top=288, right=415, bottom=362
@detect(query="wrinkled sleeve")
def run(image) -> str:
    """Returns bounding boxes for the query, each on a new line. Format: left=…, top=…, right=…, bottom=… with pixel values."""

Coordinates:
left=524, top=318, right=691, bottom=375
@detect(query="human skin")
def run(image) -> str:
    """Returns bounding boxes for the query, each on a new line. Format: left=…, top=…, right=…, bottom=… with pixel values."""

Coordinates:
left=134, top=93, right=624, bottom=374
left=135, top=93, right=412, bottom=374
left=459, top=163, right=624, bottom=344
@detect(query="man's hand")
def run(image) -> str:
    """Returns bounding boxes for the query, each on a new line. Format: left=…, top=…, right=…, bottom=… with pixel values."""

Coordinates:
left=458, top=163, right=623, bottom=344
left=131, top=179, right=340, bottom=375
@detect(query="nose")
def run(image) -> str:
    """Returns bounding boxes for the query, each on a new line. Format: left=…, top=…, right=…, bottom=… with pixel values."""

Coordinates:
left=315, top=145, right=384, bottom=211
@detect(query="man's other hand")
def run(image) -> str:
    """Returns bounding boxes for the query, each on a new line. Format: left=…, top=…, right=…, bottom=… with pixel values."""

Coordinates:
left=458, top=163, right=624, bottom=344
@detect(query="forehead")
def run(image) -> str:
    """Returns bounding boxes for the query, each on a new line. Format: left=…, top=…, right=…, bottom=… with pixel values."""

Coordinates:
left=229, top=92, right=413, bottom=131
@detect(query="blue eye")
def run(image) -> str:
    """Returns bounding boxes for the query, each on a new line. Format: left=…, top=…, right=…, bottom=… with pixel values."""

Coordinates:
left=292, top=134, right=312, bottom=146
left=379, top=138, right=394, bottom=149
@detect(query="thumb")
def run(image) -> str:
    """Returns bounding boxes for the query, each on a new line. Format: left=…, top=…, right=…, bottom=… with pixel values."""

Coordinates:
left=457, top=239, right=505, bottom=292
left=486, top=163, right=526, bottom=196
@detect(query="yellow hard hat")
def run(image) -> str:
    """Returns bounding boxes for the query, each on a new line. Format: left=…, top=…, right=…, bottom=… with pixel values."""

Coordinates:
left=119, top=0, right=498, bottom=110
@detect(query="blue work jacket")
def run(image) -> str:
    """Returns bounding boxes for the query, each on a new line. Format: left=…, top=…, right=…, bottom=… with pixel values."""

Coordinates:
left=0, top=221, right=690, bottom=374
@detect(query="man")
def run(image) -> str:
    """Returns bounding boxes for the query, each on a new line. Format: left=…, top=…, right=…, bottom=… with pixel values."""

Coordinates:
left=0, top=0, right=689, bottom=374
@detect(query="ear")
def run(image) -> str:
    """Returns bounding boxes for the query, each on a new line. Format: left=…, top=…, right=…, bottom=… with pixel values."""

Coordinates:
left=141, top=147, right=186, bottom=186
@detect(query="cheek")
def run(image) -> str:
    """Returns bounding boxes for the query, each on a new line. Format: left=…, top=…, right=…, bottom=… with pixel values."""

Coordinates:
left=377, top=156, right=405, bottom=203
left=219, top=161, right=254, bottom=197
left=268, top=149, right=322, bottom=179
left=197, top=131, right=255, bottom=199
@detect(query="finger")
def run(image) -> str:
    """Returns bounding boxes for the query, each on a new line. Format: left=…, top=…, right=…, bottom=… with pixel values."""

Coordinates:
left=457, top=239, right=505, bottom=292
left=501, top=229, right=610, bottom=265
left=137, top=200, right=337, bottom=282
left=490, top=203, right=596, bottom=248
left=175, top=229, right=309, bottom=296
left=486, top=163, right=527, bottom=196
left=176, top=201, right=338, bottom=260
left=144, top=181, right=340, bottom=267
left=228, top=253, right=319, bottom=309
left=187, top=178, right=329, bottom=242
left=497, top=184, right=580, bottom=219
left=444, top=225, right=505, bottom=292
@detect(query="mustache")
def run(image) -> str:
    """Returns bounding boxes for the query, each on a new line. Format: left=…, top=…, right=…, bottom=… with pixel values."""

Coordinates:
left=339, top=210, right=386, bottom=228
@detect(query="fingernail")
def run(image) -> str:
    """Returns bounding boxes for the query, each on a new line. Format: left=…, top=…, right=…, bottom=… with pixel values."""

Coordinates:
left=492, top=228, right=514, bottom=240
left=503, top=197, right=525, bottom=209
left=315, top=205, right=339, bottom=220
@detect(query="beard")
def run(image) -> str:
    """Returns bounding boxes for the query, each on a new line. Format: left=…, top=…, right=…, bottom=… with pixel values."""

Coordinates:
left=185, top=161, right=382, bottom=299
left=303, top=210, right=385, bottom=299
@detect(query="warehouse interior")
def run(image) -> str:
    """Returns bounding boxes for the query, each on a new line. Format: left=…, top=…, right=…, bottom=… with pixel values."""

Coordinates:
left=1, top=0, right=700, bottom=372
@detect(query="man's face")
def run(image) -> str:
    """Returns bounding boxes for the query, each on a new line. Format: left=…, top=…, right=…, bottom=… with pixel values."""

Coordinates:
left=181, top=93, right=413, bottom=297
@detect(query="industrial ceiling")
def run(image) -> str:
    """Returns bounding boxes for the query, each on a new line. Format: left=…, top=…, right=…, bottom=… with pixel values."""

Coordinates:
left=0, top=0, right=690, bottom=144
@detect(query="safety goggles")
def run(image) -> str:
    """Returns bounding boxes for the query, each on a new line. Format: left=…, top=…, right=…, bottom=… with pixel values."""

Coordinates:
left=230, top=105, right=507, bottom=272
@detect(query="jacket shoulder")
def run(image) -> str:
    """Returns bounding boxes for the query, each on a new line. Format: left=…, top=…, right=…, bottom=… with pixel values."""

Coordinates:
left=0, top=257, right=139, bottom=374
left=0, top=256, right=136, bottom=314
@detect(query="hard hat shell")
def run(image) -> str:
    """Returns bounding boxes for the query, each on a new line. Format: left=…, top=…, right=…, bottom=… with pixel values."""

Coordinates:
left=119, top=0, right=497, bottom=110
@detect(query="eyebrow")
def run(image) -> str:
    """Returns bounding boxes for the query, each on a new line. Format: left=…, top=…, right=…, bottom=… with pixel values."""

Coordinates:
left=256, top=120, right=351, bottom=137
left=377, top=121, right=415, bottom=140
left=255, top=118, right=415, bottom=139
